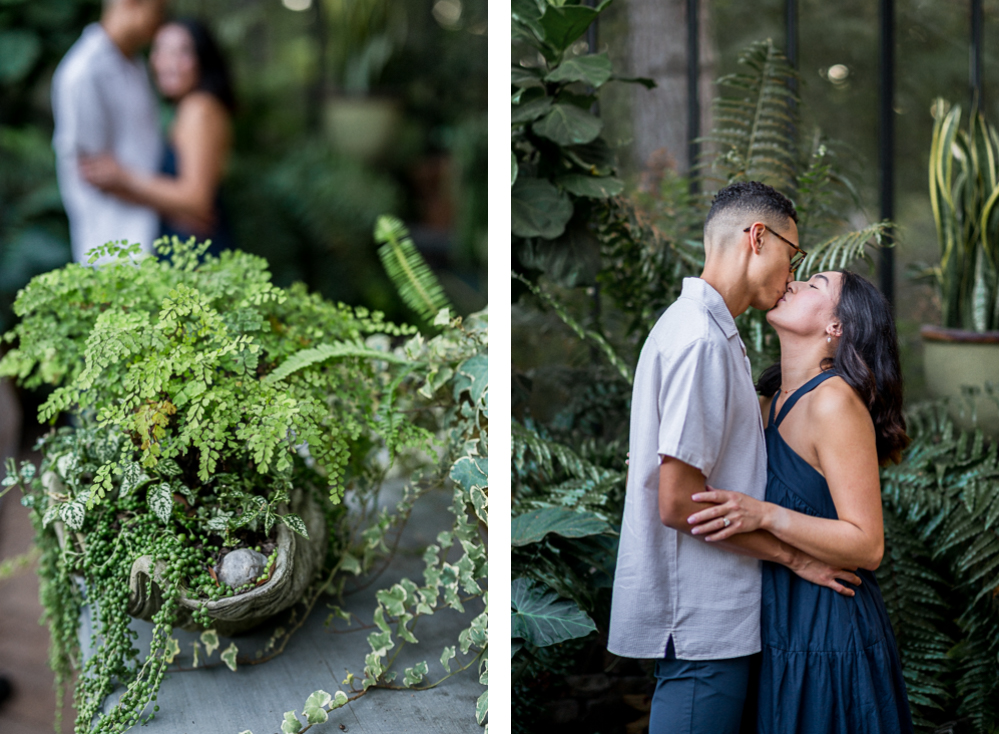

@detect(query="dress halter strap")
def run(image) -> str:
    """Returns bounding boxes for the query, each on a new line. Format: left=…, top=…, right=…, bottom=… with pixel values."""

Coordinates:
left=772, top=370, right=840, bottom=428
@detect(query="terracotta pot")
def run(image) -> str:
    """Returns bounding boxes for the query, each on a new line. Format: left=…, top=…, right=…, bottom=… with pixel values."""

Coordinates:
left=920, top=325, right=999, bottom=438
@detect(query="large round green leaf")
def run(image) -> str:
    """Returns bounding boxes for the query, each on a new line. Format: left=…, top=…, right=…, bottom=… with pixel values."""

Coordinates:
left=511, top=0, right=546, bottom=43
left=511, top=507, right=611, bottom=546
left=533, top=103, right=603, bottom=147
left=511, top=65, right=543, bottom=88
left=545, top=52, right=613, bottom=89
left=517, top=217, right=601, bottom=287
left=564, top=137, right=617, bottom=176
left=511, top=577, right=597, bottom=647
left=538, top=5, right=599, bottom=54
left=556, top=173, right=624, bottom=199
left=511, top=177, right=572, bottom=239
left=512, top=94, right=554, bottom=125
left=0, top=30, right=41, bottom=84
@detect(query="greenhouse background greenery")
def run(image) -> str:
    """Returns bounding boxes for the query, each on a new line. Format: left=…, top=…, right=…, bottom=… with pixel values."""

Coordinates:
left=0, top=0, right=487, bottom=334
left=512, top=2, right=997, bottom=732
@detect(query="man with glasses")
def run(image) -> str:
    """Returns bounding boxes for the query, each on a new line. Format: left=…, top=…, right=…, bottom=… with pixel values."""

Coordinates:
left=609, top=181, right=855, bottom=734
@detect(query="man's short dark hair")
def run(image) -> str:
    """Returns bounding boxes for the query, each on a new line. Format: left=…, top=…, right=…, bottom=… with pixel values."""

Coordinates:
left=705, top=181, right=798, bottom=230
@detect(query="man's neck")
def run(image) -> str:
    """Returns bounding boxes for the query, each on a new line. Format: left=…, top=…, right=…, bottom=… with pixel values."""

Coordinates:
left=698, top=267, right=752, bottom=319
left=101, top=17, right=138, bottom=59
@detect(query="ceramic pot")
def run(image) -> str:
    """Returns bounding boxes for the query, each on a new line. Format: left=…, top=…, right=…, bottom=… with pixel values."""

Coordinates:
left=920, top=325, right=999, bottom=438
left=50, top=473, right=328, bottom=637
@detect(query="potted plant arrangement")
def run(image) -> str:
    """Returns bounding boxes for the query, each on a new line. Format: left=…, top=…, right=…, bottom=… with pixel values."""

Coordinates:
left=0, top=236, right=437, bottom=732
left=920, top=98, right=998, bottom=436
left=322, top=0, right=406, bottom=162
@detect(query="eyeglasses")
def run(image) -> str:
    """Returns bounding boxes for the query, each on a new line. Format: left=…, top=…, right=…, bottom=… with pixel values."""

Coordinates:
left=743, top=224, right=808, bottom=273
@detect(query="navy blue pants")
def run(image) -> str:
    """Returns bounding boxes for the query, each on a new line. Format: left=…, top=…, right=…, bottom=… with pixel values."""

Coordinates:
left=648, top=638, right=759, bottom=734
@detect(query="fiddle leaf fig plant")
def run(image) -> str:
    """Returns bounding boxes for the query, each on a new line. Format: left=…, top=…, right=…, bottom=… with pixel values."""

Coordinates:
left=511, top=0, right=652, bottom=287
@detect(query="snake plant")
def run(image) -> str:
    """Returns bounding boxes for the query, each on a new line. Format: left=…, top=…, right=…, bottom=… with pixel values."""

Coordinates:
left=927, top=99, right=999, bottom=332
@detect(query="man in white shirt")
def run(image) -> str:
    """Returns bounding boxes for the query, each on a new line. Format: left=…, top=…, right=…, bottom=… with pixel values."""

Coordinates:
left=608, top=182, right=862, bottom=733
left=52, top=0, right=167, bottom=264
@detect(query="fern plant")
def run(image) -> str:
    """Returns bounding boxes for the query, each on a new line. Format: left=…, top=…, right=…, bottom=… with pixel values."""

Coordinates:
left=0, top=235, right=445, bottom=732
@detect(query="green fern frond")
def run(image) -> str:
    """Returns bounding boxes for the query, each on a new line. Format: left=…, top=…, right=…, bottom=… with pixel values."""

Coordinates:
left=512, top=418, right=607, bottom=484
left=374, top=215, right=452, bottom=322
left=701, top=40, right=800, bottom=192
left=266, top=341, right=412, bottom=384
left=796, top=221, right=892, bottom=279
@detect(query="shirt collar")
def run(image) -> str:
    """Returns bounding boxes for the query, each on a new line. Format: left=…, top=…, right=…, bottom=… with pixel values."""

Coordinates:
left=680, top=277, right=739, bottom=339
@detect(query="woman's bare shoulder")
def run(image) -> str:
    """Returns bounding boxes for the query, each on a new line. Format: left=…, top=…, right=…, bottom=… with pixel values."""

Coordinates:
left=175, top=92, right=229, bottom=128
left=809, top=375, right=872, bottom=430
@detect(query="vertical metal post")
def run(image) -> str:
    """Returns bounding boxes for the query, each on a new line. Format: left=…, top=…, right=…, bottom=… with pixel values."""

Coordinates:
left=785, top=0, right=799, bottom=71
left=878, top=0, right=895, bottom=309
left=309, top=0, right=328, bottom=133
left=785, top=0, right=799, bottom=145
left=971, top=0, right=984, bottom=112
left=687, top=0, right=700, bottom=194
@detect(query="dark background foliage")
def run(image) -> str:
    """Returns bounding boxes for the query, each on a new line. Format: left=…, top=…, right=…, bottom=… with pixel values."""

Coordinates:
left=0, top=0, right=487, bottom=333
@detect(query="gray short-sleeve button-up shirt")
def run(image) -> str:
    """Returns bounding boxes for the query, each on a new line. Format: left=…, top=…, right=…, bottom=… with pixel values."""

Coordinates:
left=608, top=278, right=767, bottom=661
left=52, top=24, right=162, bottom=264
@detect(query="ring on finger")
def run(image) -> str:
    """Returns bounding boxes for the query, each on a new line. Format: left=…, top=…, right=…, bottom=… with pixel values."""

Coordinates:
left=722, top=517, right=731, bottom=528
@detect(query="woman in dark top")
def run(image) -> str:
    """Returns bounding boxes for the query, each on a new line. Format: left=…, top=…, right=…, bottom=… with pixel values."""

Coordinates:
left=80, top=18, right=234, bottom=255
left=688, top=270, right=913, bottom=733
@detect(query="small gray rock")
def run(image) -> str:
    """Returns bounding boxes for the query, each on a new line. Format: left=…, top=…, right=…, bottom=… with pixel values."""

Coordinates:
left=216, top=548, right=268, bottom=589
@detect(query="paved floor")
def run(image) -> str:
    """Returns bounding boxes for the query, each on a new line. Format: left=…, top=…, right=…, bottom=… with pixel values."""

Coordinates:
left=2, top=465, right=485, bottom=733
left=0, top=449, right=76, bottom=734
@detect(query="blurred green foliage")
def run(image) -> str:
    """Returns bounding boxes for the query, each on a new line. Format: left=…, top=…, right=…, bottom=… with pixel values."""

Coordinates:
left=0, top=0, right=487, bottom=331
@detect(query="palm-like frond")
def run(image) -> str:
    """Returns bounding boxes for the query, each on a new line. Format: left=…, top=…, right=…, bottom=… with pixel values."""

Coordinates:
left=374, top=215, right=452, bottom=322
left=512, top=418, right=608, bottom=486
left=700, top=40, right=800, bottom=192
left=797, top=221, right=893, bottom=279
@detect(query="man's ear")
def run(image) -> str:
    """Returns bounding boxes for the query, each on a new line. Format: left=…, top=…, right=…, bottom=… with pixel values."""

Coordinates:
left=747, top=223, right=764, bottom=254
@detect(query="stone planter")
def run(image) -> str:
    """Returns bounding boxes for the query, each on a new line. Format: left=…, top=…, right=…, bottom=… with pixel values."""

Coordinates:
left=921, top=325, right=999, bottom=438
left=324, top=95, right=402, bottom=162
left=50, top=474, right=328, bottom=637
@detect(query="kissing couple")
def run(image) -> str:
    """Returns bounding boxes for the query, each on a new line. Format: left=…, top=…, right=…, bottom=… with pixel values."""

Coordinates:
left=609, top=181, right=914, bottom=734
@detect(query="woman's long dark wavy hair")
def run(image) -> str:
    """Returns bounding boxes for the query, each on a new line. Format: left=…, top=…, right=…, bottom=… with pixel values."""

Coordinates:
left=756, top=270, right=910, bottom=465
left=168, top=18, right=236, bottom=112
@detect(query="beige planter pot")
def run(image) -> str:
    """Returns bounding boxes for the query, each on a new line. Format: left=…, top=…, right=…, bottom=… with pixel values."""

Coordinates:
left=324, top=96, right=402, bottom=162
left=51, top=474, right=328, bottom=637
left=921, top=325, right=999, bottom=438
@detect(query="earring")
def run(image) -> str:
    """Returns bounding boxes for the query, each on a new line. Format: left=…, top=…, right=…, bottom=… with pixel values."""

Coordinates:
left=827, top=336, right=832, bottom=343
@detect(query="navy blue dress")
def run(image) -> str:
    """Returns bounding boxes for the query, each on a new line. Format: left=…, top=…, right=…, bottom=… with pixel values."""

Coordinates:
left=758, top=371, right=913, bottom=734
left=158, top=143, right=232, bottom=258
